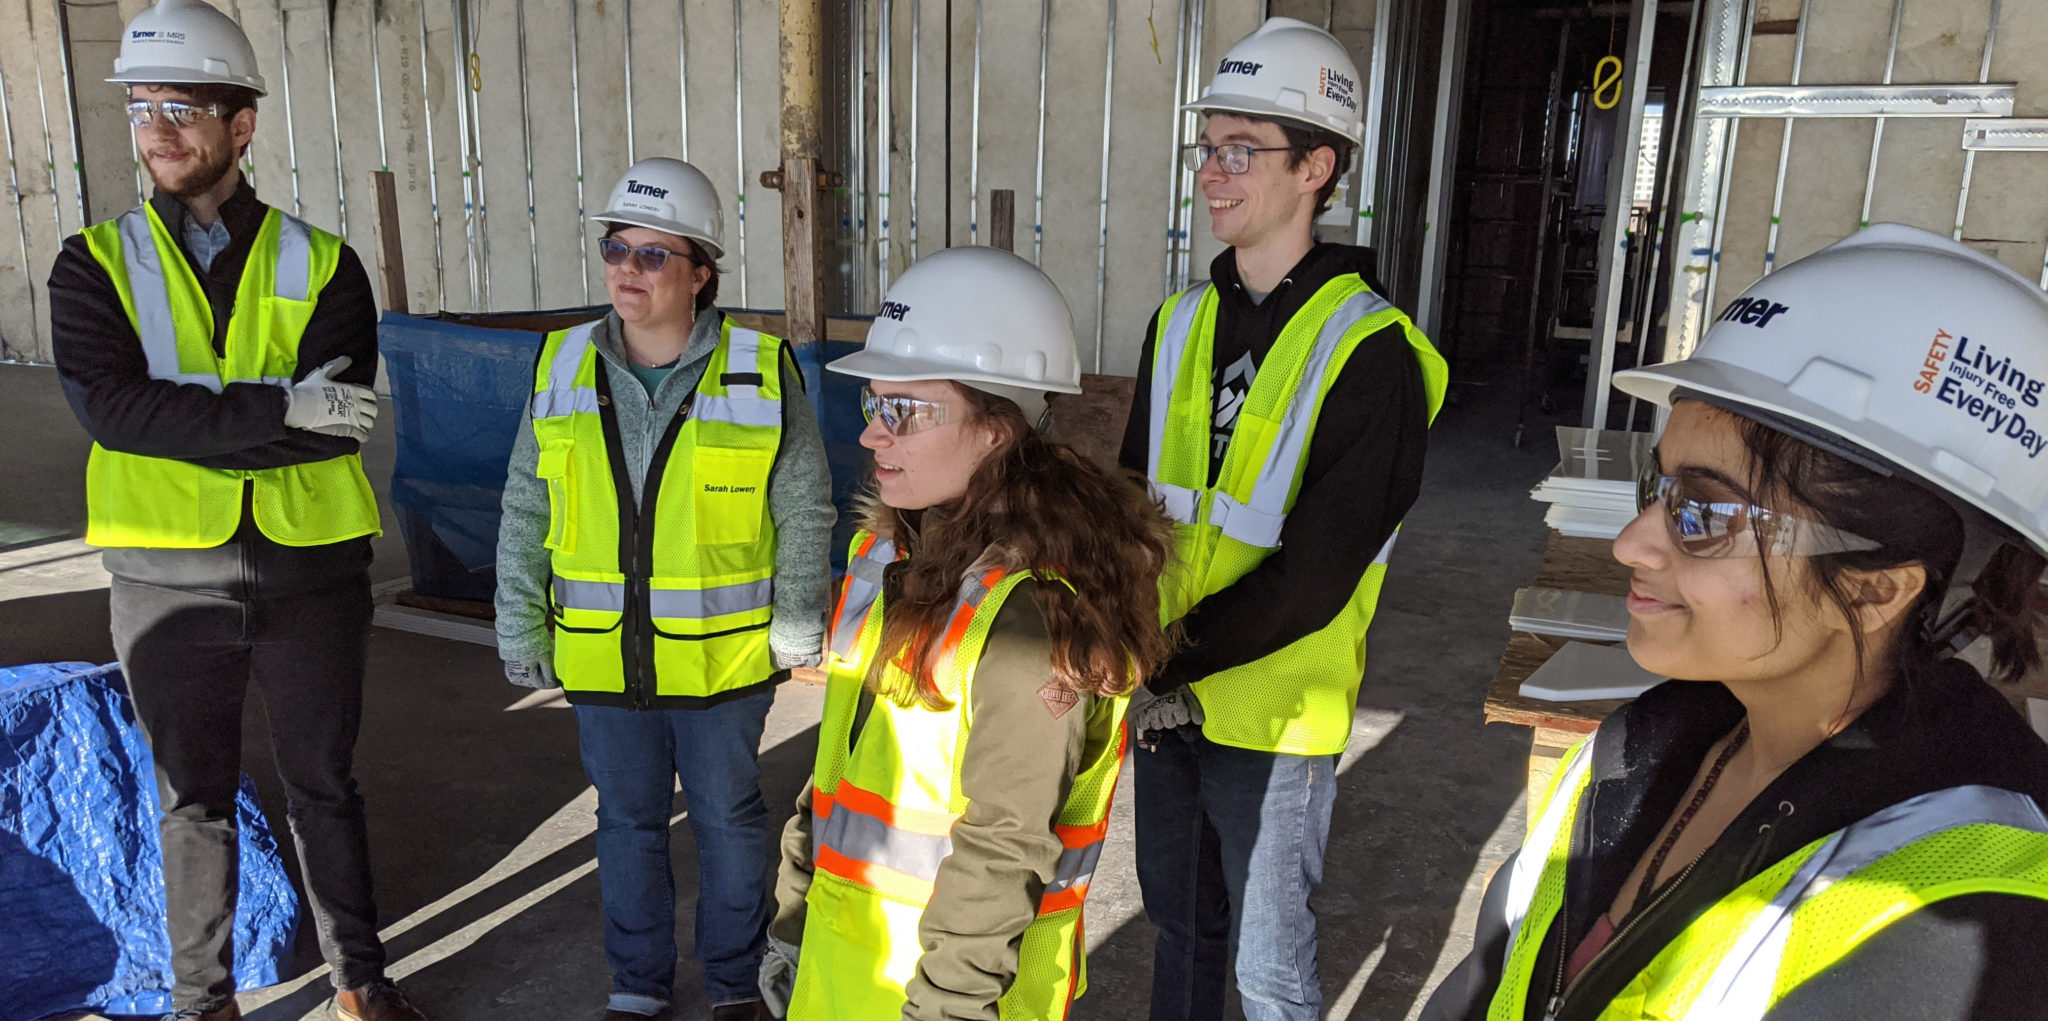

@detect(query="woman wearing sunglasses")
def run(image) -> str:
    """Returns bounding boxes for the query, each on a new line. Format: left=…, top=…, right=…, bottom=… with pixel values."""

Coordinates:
left=494, top=157, right=834, bottom=1021
left=757, top=247, right=1175, bottom=1020
left=1424, top=224, right=2048, bottom=1021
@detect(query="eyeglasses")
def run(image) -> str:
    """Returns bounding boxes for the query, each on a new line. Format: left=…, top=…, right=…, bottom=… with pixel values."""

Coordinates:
left=1636, top=458, right=1883, bottom=559
left=126, top=100, right=225, bottom=129
left=1179, top=142, right=1302, bottom=174
left=597, top=237, right=691, bottom=273
left=860, top=387, right=950, bottom=437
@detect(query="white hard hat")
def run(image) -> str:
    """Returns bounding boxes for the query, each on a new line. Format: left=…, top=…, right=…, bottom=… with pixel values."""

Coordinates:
left=108, top=0, right=266, bottom=96
left=827, top=246, right=1084, bottom=424
left=1184, top=17, right=1365, bottom=145
left=1614, top=223, right=2048, bottom=557
left=594, top=158, right=725, bottom=260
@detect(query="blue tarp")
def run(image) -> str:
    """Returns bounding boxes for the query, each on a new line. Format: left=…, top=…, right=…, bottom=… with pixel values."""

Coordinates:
left=0, top=662, right=297, bottom=1020
left=380, top=308, right=871, bottom=600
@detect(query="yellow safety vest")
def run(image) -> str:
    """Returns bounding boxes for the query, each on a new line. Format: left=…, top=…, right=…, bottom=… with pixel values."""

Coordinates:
left=1146, top=276, right=1448, bottom=754
left=790, top=531, right=1129, bottom=1020
left=79, top=202, right=380, bottom=549
left=1489, top=735, right=2048, bottom=1020
left=528, top=316, right=787, bottom=705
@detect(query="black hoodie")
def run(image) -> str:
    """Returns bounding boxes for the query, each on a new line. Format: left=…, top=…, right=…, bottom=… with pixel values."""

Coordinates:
left=1117, top=243, right=1431, bottom=693
left=1422, top=662, right=2048, bottom=1021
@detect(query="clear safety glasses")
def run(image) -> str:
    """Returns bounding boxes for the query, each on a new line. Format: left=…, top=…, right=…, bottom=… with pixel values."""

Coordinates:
left=1636, top=458, right=1884, bottom=559
left=126, top=100, right=226, bottom=129
left=860, top=387, right=950, bottom=437
left=1178, top=142, right=1302, bottom=174
left=597, top=237, right=692, bottom=274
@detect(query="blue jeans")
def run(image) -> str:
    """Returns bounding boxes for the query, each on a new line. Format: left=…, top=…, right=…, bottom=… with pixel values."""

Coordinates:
left=1134, top=726, right=1338, bottom=1021
left=575, top=693, right=775, bottom=1012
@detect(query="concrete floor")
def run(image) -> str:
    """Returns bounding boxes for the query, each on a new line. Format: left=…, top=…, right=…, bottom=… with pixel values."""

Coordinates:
left=1, top=361, right=1563, bottom=1020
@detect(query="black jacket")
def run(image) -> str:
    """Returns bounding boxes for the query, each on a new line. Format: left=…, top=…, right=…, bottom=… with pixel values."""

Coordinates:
left=50, top=180, right=379, bottom=594
left=1422, top=664, right=2048, bottom=1021
left=1117, top=243, right=1431, bottom=693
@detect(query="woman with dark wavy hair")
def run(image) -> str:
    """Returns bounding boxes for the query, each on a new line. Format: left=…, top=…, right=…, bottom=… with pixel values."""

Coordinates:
left=1424, top=225, right=2048, bottom=1021
left=758, top=246, right=1176, bottom=1021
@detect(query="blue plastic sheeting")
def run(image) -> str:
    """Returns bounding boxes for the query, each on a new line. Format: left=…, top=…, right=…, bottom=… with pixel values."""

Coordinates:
left=0, top=662, right=296, bottom=1020
left=380, top=307, right=873, bottom=600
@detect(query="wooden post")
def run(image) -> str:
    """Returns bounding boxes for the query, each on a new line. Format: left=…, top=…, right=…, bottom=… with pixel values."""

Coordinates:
left=777, top=0, right=826, bottom=350
left=990, top=189, right=1015, bottom=252
left=371, top=171, right=409, bottom=314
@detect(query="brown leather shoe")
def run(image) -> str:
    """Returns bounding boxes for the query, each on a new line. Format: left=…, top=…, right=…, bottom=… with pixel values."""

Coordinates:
left=332, top=980, right=428, bottom=1021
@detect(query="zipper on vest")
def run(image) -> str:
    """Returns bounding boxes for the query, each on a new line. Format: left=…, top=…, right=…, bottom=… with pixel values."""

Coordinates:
left=1547, top=849, right=1706, bottom=1020
left=593, top=369, right=656, bottom=710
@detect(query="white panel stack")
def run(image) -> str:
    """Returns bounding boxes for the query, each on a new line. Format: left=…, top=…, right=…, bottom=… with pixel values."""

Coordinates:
left=1530, top=426, right=1655, bottom=540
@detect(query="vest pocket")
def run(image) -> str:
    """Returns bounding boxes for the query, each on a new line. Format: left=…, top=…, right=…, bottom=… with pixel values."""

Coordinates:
left=536, top=438, right=576, bottom=552
left=551, top=603, right=625, bottom=693
left=692, top=446, right=774, bottom=546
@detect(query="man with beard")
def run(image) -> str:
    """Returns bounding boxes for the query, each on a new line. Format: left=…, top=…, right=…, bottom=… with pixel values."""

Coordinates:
left=47, top=2, right=425, bottom=1019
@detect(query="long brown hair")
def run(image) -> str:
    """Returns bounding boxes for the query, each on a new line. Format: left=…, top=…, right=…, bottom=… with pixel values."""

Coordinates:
left=858, top=384, right=1178, bottom=708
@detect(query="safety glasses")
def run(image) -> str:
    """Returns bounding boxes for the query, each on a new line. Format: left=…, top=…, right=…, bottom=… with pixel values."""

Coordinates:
left=597, top=236, right=691, bottom=274
left=860, top=387, right=950, bottom=437
left=126, top=100, right=225, bottom=129
left=1636, top=457, right=1883, bottom=559
left=1178, top=142, right=1302, bottom=174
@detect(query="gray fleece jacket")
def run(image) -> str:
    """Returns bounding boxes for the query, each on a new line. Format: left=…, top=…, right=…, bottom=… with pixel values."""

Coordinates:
left=494, top=309, right=836, bottom=673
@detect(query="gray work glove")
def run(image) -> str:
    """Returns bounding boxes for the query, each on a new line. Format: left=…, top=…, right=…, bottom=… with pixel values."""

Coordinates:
left=1128, top=685, right=1205, bottom=750
left=758, top=934, right=800, bottom=1018
left=283, top=356, right=379, bottom=441
left=503, top=658, right=558, bottom=689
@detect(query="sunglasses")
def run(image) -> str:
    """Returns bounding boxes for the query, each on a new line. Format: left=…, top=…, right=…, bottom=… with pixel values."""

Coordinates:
left=126, top=100, right=225, bottom=129
left=1178, top=142, right=1303, bottom=174
left=597, top=236, right=692, bottom=273
left=1636, top=455, right=1883, bottom=559
left=860, top=387, right=950, bottom=437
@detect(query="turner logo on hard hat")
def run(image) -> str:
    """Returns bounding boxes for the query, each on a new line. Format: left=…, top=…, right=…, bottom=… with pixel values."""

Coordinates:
left=1714, top=297, right=1791, bottom=328
left=1183, top=17, right=1367, bottom=144
left=879, top=301, right=912, bottom=321
left=1218, top=58, right=1265, bottom=76
left=108, top=0, right=267, bottom=95
left=129, top=30, right=188, bottom=41
left=594, top=158, right=726, bottom=259
left=626, top=180, right=670, bottom=199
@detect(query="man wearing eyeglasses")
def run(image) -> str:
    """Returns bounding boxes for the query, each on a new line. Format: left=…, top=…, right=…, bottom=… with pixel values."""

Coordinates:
left=1118, top=16, right=1449, bottom=1021
left=45, top=2, right=422, bottom=1019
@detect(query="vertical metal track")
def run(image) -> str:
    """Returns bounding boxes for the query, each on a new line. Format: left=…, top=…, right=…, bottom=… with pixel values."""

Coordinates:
left=909, top=0, right=921, bottom=261
left=1857, top=0, right=1906, bottom=228
left=877, top=0, right=894, bottom=293
left=1324, top=0, right=1334, bottom=31
left=276, top=11, right=304, bottom=217
left=322, top=7, right=349, bottom=235
left=1163, top=0, right=1191, bottom=295
left=967, top=0, right=983, bottom=244
left=1760, top=1, right=1810, bottom=276
left=677, top=0, right=690, bottom=160
left=731, top=0, right=747, bottom=304
left=1030, top=0, right=1049, bottom=265
left=1092, top=0, right=1117, bottom=372
left=515, top=0, right=541, bottom=305
left=853, top=0, right=868, bottom=305
left=1583, top=0, right=1658, bottom=429
left=368, top=0, right=391, bottom=171
left=1353, top=0, right=1394, bottom=248
left=0, top=48, right=41, bottom=360
left=228, top=0, right=256, bottom=191
left=416, top=0, right=449, bottom=306
left=1662, top=0, right=1754, bottom=363
left=1413, top=0, right=1470, bottom=339
left=1176, top=0, right=1206, bottom=288
left=451, top=0, right=485, bottom=308
left=1952, top=0, right=2002, bottom=241
left=44, top=0, right=85, bottom=227
left=623, top=0, right=637, bottom=162
left=568, top=0, right=591, bottom=303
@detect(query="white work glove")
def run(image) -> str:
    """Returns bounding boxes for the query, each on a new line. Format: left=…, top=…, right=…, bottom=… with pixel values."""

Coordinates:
left=758, top=934, right=800, bottom=1018
left=1128, top=685, right=1205, bottom=750
left=283, top=356, right=379, bottom=441
left=503, top=658, right=558, bottom=689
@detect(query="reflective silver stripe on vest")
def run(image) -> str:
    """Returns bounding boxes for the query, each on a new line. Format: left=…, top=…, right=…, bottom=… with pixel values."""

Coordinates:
left=1043, top=840, right=1103, bottom=896
left=553, top=576, right=627, bottom=612
left=816, top=799, right=955, bottom=882
left=830, top=538, right=896, bottom=658
left=1145, top=283, right=1210, bottom=484
left=1221, top=291, right=1394, bottom=549
left=1373, top=532, right=1399, bottom=566
left=274, top=212, right=313, bottom=301
left=648, top=578, right=774, bottom=619
left=1498, top=733, right=1597, bottom=975
left=1681, top=784, right=2048, bottom=1021
left=118, top=208, right=182, bottom=382
left=532, top=321, right=601, bottom=420
left=698, top=325, right=784, bottom=427
left=1149, top=481, right=1200, bottom=525
left=693, top=394, right=782, bottom=427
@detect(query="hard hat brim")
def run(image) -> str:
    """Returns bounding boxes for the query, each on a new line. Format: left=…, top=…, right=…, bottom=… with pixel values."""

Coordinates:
left=824, top=346, right=1083, bottom=395
left=591, top=212, right=725, bottom=261
left=108, top=69, right=266, bottom=97
left=1182, top=95, right=1362, bottom=145
left=1615, top=357, right=2048, bottom=554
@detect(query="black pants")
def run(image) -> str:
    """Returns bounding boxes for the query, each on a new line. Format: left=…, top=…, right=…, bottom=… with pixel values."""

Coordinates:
left=111, top=570, right=386, bottom=1010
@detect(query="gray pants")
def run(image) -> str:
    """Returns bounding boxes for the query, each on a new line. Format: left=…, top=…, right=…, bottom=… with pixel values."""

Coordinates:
left=111, top=570, right=386, bottom=1011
